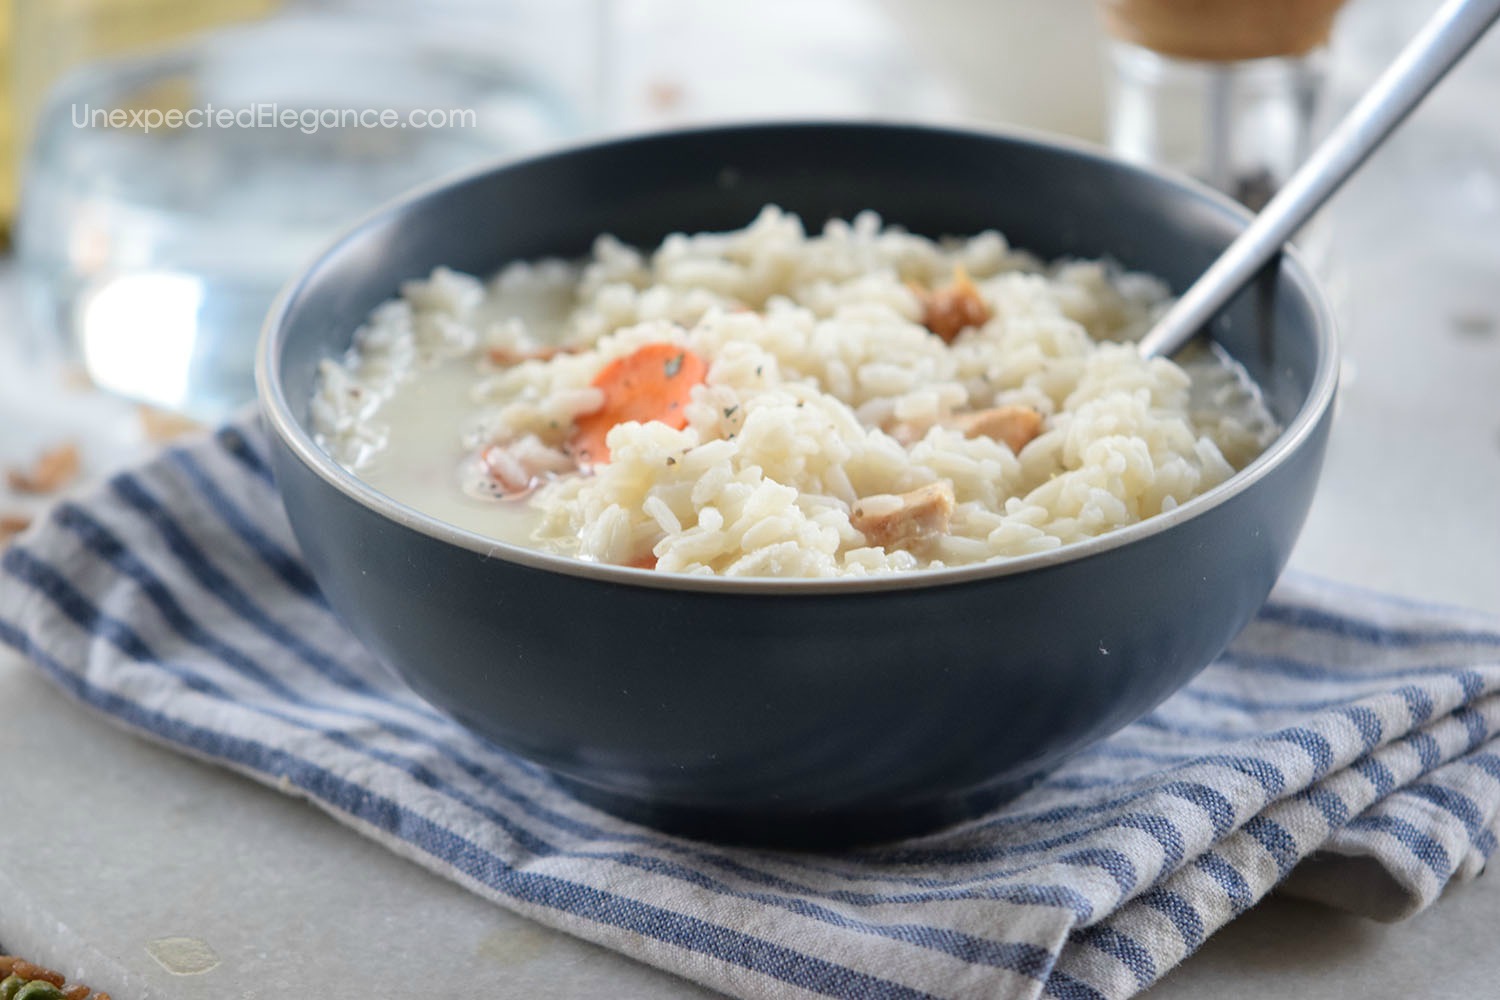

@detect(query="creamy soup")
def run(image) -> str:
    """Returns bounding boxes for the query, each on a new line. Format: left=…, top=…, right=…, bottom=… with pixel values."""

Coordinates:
left=313, top=207, right=1277, bottom=578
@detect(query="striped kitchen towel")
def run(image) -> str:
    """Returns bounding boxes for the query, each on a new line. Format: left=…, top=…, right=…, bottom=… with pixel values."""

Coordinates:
left=3, top=420, right=1499, bottom=1000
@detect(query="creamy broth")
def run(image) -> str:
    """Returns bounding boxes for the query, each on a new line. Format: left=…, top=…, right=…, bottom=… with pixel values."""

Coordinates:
left=351, top=357, right=550, bottom=548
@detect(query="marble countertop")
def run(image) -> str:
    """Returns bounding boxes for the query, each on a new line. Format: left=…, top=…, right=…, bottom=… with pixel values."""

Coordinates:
left=2, top=0, right=1498, bottom=996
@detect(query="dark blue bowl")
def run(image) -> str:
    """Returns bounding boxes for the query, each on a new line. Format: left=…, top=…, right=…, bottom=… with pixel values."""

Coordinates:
left=257, top=123, right=1338, bottom=846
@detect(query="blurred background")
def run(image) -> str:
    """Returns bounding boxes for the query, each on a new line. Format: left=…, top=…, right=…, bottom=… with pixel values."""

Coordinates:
left=0, top=0, right=1497, bottom=583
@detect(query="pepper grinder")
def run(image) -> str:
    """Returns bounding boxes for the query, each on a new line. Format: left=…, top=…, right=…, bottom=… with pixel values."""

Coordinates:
left=1099, top=0, right=1348, bottom=210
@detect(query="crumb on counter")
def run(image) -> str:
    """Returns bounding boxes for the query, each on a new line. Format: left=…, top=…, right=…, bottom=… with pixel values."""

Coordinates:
left=58, top=366, right=97, bottom=393
left=138, top=405, right=204, bottom=444
left=5, top=443, right=81, bottom=495
left=645, top=78, right=685, bottom=113
left=0, top=515, right=32, bottom=547
left=0, top=955, right=111, bottom=1000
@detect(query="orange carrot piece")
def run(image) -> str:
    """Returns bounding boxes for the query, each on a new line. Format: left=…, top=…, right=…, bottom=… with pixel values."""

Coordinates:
left=569, top=343, right=707, bottom=465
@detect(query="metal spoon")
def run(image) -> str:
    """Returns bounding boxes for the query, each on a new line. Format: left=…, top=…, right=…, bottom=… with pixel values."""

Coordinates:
left=1137, top=0, right=1500, bottom=359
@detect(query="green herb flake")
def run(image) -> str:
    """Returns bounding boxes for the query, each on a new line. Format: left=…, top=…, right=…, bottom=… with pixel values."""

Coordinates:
left=664, top=352, right=685, bottom=378
left=723, top=405, right=739, bottom=419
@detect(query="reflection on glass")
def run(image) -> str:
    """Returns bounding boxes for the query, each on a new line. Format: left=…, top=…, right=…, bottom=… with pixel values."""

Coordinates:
left=80, top=272, right=203, bottom=410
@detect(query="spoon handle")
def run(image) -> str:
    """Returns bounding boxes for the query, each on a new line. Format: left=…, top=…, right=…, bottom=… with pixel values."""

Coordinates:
left=1137, top=0, right=1500, bottom=359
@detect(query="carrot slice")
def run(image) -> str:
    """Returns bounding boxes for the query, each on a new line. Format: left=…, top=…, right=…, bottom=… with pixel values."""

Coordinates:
left=569, top=343, right=708, bottom=465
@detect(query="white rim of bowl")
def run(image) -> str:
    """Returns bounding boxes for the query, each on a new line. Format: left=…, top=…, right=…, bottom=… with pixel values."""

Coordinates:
left=256, top=120, right=1341, bottom=596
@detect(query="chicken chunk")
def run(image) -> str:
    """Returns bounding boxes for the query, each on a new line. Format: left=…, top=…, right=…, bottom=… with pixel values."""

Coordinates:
left=948, top=405, right=1044, bottom=453
left=883, top=405, right=1044, bottom=454
left=471, top=435, right=577, bottom=500
left=850, top=481, right=956, bottom=550
left=914, top=266, right=992, bottom=342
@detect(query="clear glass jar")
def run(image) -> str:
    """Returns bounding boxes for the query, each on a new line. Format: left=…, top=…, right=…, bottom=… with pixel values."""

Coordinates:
left=14, top=0, right=602, bottom=419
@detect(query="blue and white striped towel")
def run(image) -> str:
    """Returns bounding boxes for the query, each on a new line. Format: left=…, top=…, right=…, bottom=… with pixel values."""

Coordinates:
left=3, top=419, right=1499, bottom=1000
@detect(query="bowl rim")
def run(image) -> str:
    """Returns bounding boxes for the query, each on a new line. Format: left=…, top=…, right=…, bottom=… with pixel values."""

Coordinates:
left=256, top=119, right=1340, bottom=596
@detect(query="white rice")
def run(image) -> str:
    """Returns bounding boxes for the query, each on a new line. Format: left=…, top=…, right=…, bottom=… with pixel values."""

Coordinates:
left=313, top=206, right=1278, bottom=578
